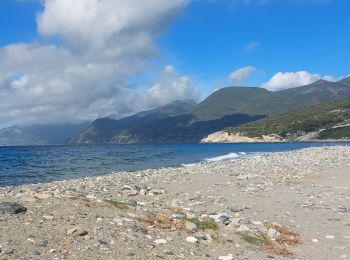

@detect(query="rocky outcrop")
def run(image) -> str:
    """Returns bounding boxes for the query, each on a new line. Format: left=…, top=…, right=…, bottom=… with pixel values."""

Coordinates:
left=201, top=131, right=285, bottom=143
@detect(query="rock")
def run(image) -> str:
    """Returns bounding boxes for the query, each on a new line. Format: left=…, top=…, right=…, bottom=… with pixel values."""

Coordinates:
left=67, top=227, right=88, bottom=236
left=185, top=221, right=197, bottom=231
left=194, top=232, right=207, bottom=241
left=139, top=189, right=147, bottom=196
left=325, top=235, right=335, bottom=239
left=150, top=189, right=165, bottom=195
left=171, top=212, right=186, bottom=219
left=127, top=199, right=137, bottom=207
left=218, top=254, right=233, bottom=260
left=208, top=213, right=231, bottom=225
left=0, top=202, right=27, bottom=214
left=170, top=199, right=181, bottom=209
left=126, top=190, right=139, bottom=196
left=43, top=214, right=54, bottom=220
left=135, top=184, right=148, bottom=191
left=186, top=236, right=198, bottom=243
left=154, top=239, right=167, bottom=244
left=67, top=227, right=78, bottom=235
left=229, top=204, right=244, bottom=213
left=122, top=185, right=133, bottom=191
left=267, top=228, right=278, bottom=239
left=311, top=238, right=319, bottom=243
left=230, top=218, right=242, bottom=227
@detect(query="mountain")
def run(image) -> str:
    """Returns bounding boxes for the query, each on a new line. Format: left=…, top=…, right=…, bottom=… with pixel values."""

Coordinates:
left=207, top=97, right=350, bottom=142
left=70, top=77, right=350, bottom=144
left=191, top=77, right=350, bottom=121
left=0, top=122, right=91, bottom=146
left=68, top=100, right=198, bottom=144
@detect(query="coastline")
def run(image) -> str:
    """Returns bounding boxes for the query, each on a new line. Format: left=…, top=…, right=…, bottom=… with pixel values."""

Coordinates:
left=1, top=146, right=350, bottom=259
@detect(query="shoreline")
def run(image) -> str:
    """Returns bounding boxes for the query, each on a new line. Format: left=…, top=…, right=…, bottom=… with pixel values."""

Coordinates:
left=1, top=146, right=350, bottom=259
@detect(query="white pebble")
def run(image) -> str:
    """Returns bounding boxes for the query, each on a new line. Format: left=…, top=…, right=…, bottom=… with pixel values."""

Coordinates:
left=154, top=239, right=167, bottom=244
left=186, top=237, right=198, bottom=243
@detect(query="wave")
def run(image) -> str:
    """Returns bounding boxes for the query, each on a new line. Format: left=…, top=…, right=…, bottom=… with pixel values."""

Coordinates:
left=205, top=152, right=240, bottom=162
left=181, top=162, right=201, bottom=167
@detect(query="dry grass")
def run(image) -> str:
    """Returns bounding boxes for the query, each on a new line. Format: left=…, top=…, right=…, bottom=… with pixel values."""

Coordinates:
left=237, top=223, right=301, bottom=257
left=103, top=199, right=129, bottom=210
left=269, top=223, right=301, bottom=246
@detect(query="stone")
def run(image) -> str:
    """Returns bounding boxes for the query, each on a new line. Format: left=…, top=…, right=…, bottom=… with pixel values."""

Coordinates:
left=43, top=214, right=54, bottom=220
left=267, top=228, right=278, bottom=239
left=0, top=202, right=27, bottom=214
left=194, top=232, right=207, bottom=241
left=311, top=238, right=319, bottom=243
left=67, top=227, right=78, bottom=235
left=154, top=239, right=167, bottom=244
left=171, top=212, right=186, bottom=219
left=127, top=199, right=137, bottom=207
left=185, top=221, right=197, bottom=231
left=325, top=235, right=335, bottom=239
left=139, top=189, right=147, bottom=196
left=229, top=204, right=243, bottom=213
left=170, top=199, right=181, bottom=209
left=186, top=236, right=198, bottom=243
left=150, top=189, right=165, bottom=195
left=218, top=254, right=234, bottom=260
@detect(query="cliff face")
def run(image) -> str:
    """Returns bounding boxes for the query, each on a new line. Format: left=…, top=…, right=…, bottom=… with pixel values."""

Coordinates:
left=201, top=131, right=285, bottom=143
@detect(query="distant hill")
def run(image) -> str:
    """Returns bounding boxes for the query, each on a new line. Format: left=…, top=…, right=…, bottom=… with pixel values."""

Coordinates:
left=0, top=122, right=91, bottom=146
left=221, top=97, right=350, bottom=141
left=68, top=100, right=198, bottom=144
left=70, top=77, right=350, bottom=144
left=192, top=77, right=350, bottom=121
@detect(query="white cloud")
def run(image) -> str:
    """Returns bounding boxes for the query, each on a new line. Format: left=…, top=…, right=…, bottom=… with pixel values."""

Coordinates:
left=146, top=65, right=200, bottom=105
left=0, top=0, right=191, bottom=125
left=229, top=66, right=256, bottom=84
left=261, top=71, right=335, bottom=91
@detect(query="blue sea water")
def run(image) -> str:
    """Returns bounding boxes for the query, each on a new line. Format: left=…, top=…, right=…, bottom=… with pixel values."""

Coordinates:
left=0, top=142, right=348, bottom=187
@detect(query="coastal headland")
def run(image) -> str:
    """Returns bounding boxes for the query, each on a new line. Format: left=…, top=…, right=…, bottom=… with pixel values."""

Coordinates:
left=0, top=146, right=349, bottom=259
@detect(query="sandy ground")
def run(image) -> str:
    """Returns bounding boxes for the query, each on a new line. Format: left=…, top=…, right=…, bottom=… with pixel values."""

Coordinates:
left=0, top=146, right=349, bottom=260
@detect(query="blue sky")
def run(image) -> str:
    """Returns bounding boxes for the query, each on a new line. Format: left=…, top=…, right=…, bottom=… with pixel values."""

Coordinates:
left=0, top=0, right=349, bottom=126
left=157, top=0, right=350, bottom=88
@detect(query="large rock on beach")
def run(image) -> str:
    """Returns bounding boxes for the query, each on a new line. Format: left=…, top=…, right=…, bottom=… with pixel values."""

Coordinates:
left=0, top=202, right=27, bottom=214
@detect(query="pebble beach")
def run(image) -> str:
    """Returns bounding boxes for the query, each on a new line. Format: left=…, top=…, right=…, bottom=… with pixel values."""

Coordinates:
left=1, top=146, right=350, bottom=260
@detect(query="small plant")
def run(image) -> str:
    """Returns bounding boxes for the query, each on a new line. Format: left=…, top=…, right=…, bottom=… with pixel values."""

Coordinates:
left=238, top=233, right=268, bottom=246
left=188, top=218, right=218, bottom=230
left=104, top=199, right=129, bottom=210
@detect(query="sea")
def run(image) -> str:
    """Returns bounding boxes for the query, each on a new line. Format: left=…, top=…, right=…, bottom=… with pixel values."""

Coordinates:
left=0, top=142, right=348, bottom=187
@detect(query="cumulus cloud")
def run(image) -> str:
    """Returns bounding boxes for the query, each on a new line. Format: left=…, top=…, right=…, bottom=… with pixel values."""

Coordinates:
left=146, top=65, right=200, bottom=105
left=229, top=66, right=256, bottom=84
left=261, top=71, right=335, bottom=91
left=0, top=0, right=191, bottom=125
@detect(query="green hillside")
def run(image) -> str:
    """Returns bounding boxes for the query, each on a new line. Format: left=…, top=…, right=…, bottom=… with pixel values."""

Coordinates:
left=192, top=78, right=350, bottom=121
left=225, top=98, right=350, bottom=140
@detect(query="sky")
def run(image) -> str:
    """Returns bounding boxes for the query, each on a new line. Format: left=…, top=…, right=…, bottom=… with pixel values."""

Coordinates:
left=0, top=0, right=349, bottom=127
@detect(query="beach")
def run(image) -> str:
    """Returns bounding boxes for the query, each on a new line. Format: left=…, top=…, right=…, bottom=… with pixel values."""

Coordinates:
left=0, top=146, right=350, bottom=259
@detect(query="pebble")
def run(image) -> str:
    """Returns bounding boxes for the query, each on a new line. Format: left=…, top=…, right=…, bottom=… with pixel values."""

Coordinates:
left=229, top=204, right=243, bottom=213
left=311, top=238, right=319, bottom=243
left=267, top=228, right=278, bottom=239
left=325, top=235, right=335, bottom=239
left=127, top=199, right=137, bottom=207
left=185, top=221, right=197, bottom=231
left=154, top=239, right=167, bottom=244
left=186, top=237, right=198, bottom=243
left=218, top=254, right=233, bottom=260
left=170, top=199, right=181, bottom=209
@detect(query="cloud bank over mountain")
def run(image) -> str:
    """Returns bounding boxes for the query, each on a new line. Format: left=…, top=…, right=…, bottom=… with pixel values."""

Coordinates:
left=0, top=0, right=195, bottom=125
